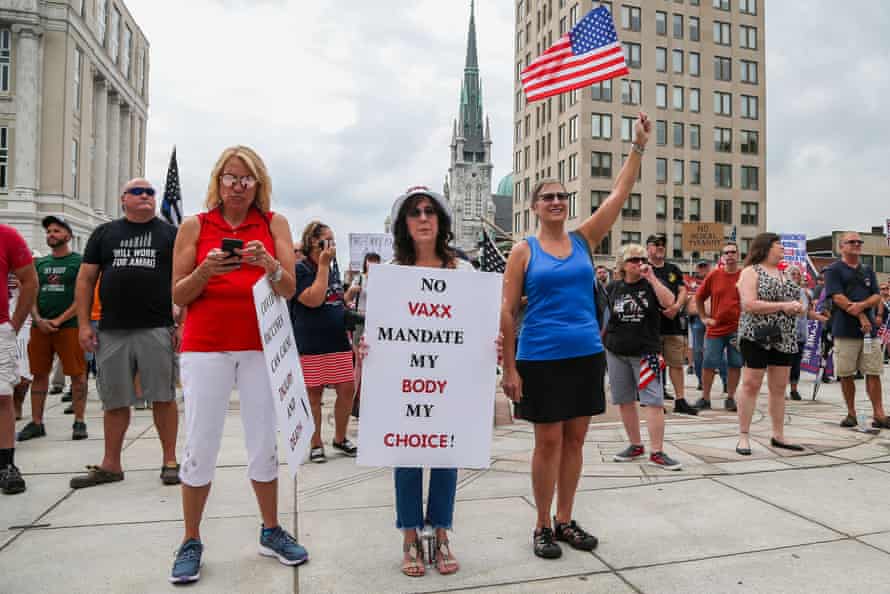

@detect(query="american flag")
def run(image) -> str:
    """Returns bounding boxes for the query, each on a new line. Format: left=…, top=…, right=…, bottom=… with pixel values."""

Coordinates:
left=879, top=317, right=890, bottom=346
left=639, top=353, right=665, bottom=391
left=479, top=228, right=506, bottom=273
left=161, top=146, right=183, bottom=226
left=521, top=7, right=629, bottom=103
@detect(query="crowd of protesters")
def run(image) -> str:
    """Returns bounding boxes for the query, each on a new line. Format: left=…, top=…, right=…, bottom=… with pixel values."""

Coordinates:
left=2, top=117, right=889, bottom=582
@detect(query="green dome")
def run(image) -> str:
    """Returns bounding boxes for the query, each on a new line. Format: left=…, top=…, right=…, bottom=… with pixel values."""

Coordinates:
left=496, top=173, right=513, bottom=196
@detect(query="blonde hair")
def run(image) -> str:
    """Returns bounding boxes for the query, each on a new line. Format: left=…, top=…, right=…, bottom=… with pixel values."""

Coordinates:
left=530, top=178, right=564, bottom=204
left=616, top=243, right=646, bottom=277
left=204, top=146, right=272, bottom=212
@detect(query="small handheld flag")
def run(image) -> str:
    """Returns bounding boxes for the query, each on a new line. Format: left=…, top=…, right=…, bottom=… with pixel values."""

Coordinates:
left=161, top=147, right=183, bottom=227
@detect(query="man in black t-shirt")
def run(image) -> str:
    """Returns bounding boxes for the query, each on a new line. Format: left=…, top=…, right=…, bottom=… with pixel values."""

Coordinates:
left=646, top=234, right=696, bottom=416
left=71, top=178, right=182, bottom=489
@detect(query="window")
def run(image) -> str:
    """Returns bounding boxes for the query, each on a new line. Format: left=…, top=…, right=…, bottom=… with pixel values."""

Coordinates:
left=558, top=124, right=566, bottom=149
left=740, top=0, right=757, bottom=15
left=622, top=42, right=641, bottom=68
left=690, top=124, right=701, bottom=149
left=690, top=160, right=701, bottom=184
left=673, top=14, right=684, bottom=39
left=689, top=197, right=701, bottom=221
left=622, top=193, right=642, bottom=218
left=673, top=196, right=685, bottom=221
left=689, top=16, right=700, bottom=41
left=689, top=52, right=700, bottom=76
left=591, top=113, right=612, bottom=139
left=558, top=160, right=565, bottom=183
left=568, top=88, right=579, bottom=106
left=690, top=88, right=701, bottom=112
left=673, top=86, right=684, bottom=111
left=524, top=209, right=530, bottom=231
left=71, top=139, right=79, bottom=199
left=713, top=21, right=731, bottom=46
left=656, top=47, right=667, bottom=72
left=714, top=127, right=732, bottom=152
left=0, top=30, right=10, bottom=92
left=514, top=212, right=521, bottom=233
left=621, top=231, right=642, bottom=245
left=568, top=192, right=578, bottom=218
left=523, top=147, right=529, bottom=169
left=656, top=158, right=668, bottom=183
left=673, top=159, right=684, bottom=184
left=741, top=94, right=759, bottom=119
left=621, top=5, right=641, bottom=31
left=621, top=117, right=635, bottom=142
left=621, top=79, right=641, bottom=105
left=714, top=56, right=732, bottom=81
left=73, top=48, right=83, bottom=113
left=138, top=47, right=147, bottom=97
left=672, top=49, right=684, bottom=73
left=656, top=195, right=667, bottom=219
left=740, top=25, right=757, bottom=50
left=673, top=233, right=684, bottom=258
left=110, top=6, right=121, bottom=63
left=0, top=127, right=8, bottom=188
left=97, top=0, right=107, bottom=45
left=569, top=115, right=578, bottom=142
left=595, top=231, right=612, bottom=255
left=591, top=152, right=612, bottom=177
left=715, top=163, right=732, bottom=188
left=741, top=166, right=759, bottom=190
left=740, top=130, right=759, bottom=154
left=591, top=190, right=608, bottom=213
left=122, top=25, right=132, bottom=77
left=714, top=91, right=732, bottom=116
left=591, top=79, right=613, bottom=101
left=656, top=121, right=667, bottom=146
left=673, top=122, right=684, bottom=147
left=741, top=60, right=758, bottom=83
left=656, top=11, right=667, bottom=35
left=656, top=84, right=667, bottom=108
left=568, top=153, right=578, bottom=179
left=569, top=3, right=579, bottom=26
left=713, top=0, right=730, bottom=10
left=741, top=201, right=759, bottom=225
left=740, top=237, right=752, bottom=258
left=715, top=199, right=733, bottom=224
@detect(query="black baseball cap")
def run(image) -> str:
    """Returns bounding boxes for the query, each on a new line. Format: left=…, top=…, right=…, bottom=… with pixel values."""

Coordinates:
left=42, top=215, right=73, bottom=235
left=696, top=260, right=711, bottom=268
left=646, top=233, right=667, bottom=246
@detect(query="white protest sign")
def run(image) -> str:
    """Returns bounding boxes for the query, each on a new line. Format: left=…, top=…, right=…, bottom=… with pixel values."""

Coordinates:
left=253, top=277, right=315, bottom=478
left=357, top=265, right=502, bottom=469
left=349, top=233, right=394, bottom=271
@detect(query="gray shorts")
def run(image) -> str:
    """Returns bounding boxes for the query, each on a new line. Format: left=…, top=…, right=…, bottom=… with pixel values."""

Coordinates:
left=606, top=350, right=664, bottom=407
left=96, top=327, right=177, bottom=410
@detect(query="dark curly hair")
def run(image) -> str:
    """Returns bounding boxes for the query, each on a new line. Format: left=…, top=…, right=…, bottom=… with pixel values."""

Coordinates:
left=392, top=195, right=455, bottom=267
left=743, top=232, right=780, bottom=267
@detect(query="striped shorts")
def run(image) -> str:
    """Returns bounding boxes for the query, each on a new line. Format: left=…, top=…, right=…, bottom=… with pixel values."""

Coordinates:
left=300, top=351, right=354, bottom=388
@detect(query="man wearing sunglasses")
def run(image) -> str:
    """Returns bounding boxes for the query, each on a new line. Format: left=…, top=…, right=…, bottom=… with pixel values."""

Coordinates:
left=70, top=178, right=182, bottom=489
left=824, top=232, right=888, bottom=429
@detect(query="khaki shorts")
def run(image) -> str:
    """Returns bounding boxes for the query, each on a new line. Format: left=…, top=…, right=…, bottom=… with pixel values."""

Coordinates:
left=28, top=326, right=86, bottom=377
left=661, top=334, right=688, bottom=368
left=834, top=337, right=883, bottom=378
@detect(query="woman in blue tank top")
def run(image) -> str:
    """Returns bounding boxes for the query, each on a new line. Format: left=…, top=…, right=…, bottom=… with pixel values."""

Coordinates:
left=500, top=112, right=651, bottom=560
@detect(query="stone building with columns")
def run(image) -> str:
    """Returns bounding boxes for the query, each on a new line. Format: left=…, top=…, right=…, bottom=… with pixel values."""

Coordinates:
left=0, top=0, right=149, bottom=250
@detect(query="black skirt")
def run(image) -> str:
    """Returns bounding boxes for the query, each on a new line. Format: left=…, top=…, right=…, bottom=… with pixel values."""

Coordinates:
left=515, top=352, right=606, bottom=424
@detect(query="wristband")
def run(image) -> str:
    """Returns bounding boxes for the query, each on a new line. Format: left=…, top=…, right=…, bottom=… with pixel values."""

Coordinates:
left=268, top=261, right=283, bottom=282
left=631, top=143, right=645, bottom=155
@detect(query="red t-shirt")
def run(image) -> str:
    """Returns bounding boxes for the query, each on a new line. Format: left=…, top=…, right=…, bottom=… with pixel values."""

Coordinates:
left=1, top=225, right=34, bottom=326
left=697, top=268, right=741, bottom=337
left=180, top=208, right=276, bottom=352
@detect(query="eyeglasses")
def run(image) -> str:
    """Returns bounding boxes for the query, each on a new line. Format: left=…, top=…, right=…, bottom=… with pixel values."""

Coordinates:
left=220, top=174, right=257, bottom=189
left=538, top=192, right=570, bottom=202
left=625, top=257, right=646, bottom=264
left=126, top=187, right=156, bottom=196
left=723, top=249, right=738, bottom=255
left=407, top=206, right=437, bottom=218
left=844, top=240, right=864, bottom=246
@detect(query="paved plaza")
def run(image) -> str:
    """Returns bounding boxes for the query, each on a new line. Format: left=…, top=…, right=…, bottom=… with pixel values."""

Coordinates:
left=4, top=366, right=890, bottom=594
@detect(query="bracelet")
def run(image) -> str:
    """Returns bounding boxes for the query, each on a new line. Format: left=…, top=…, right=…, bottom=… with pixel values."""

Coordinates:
left=631, top=143, right=645, bottom=155
left=267, top=260, right=283, bottom=282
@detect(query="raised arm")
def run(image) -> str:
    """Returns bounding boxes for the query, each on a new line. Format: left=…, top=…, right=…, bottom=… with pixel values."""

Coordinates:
left=576, top=112, right=651, bottom=247
left=641, top=265, right=676, bottom=309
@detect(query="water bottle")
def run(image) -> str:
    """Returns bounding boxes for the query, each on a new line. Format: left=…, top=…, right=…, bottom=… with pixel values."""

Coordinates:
left=863, top=336, right=873, bottom=355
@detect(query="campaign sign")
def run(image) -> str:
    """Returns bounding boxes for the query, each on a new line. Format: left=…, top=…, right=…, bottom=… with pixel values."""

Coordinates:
left=357, top=265, right=502, bottom=469
left=253, top=277, right=315, bottom=478
left=779, top=234, right=807, bottom=273
left=349, top=233, right=394, bottom=271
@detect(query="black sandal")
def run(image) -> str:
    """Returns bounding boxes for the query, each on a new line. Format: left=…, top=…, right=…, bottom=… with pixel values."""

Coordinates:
left=736, top=432, right=752, bottom=456
left=553, top=518, right=598, bottom=551
left=770, top=438, right=804, bottom=452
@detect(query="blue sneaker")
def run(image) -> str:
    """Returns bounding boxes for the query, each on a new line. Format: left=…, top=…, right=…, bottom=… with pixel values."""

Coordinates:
left=259, top=525, right=308, bottom=566
left=169, top=538, right=203, bottom=584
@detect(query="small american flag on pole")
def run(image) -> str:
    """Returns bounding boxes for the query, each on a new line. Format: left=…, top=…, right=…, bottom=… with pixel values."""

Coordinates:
left=479, top=228, right=507, bottom=274
left=521, top=6, right=629, bottom=103
left=161, top=146, right=183, bottom=227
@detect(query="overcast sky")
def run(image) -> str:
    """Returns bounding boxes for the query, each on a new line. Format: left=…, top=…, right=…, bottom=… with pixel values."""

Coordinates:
left=127, top=0, right=890, bottom=262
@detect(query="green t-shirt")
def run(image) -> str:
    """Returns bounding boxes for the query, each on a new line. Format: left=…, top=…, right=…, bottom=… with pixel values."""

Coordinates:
left=35, top=252, right=82, bottom=328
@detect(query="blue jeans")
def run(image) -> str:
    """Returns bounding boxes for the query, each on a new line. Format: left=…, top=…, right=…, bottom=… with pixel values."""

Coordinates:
left=394, top=468, right=457, bottom=530
left=704, top=333, right=742, bottom=375
left=690, top=316, right=706, bottom=382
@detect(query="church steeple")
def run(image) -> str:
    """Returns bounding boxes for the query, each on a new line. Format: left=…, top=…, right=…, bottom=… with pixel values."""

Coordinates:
left=458, top=0, right=485, bottom=160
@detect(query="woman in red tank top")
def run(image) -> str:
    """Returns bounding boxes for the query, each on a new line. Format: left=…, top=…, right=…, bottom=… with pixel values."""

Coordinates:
left=167, top=146, right=305, bottom=583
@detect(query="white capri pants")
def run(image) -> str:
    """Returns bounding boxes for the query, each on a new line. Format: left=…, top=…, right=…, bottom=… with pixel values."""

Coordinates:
left=179, top=351, right=279, bottom=487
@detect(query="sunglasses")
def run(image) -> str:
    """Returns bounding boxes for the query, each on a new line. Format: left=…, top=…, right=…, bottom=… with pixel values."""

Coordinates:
left=538, top=192, right=570, bottom=202
left=844, top=240, right=864, bottom=246
left=126, top=187, right=156, bottom=196
left=407, top=206, right=437, bottom=218
left=220, top=174, right=257, bottom=189
left=625, top=257, right=646, bottom=264
left=723, top=249, right=738, bottom=255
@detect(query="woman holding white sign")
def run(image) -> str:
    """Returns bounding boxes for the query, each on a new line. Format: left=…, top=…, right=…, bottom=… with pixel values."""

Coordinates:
left=500, top=113, right=651, bottom=560
left=169, top=146, right=305, bottom=584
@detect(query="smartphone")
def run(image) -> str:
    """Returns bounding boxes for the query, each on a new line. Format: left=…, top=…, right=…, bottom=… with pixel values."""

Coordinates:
left=318, top=239, right=329, bottom=250
left=221, top=237, right=244, bottom=257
